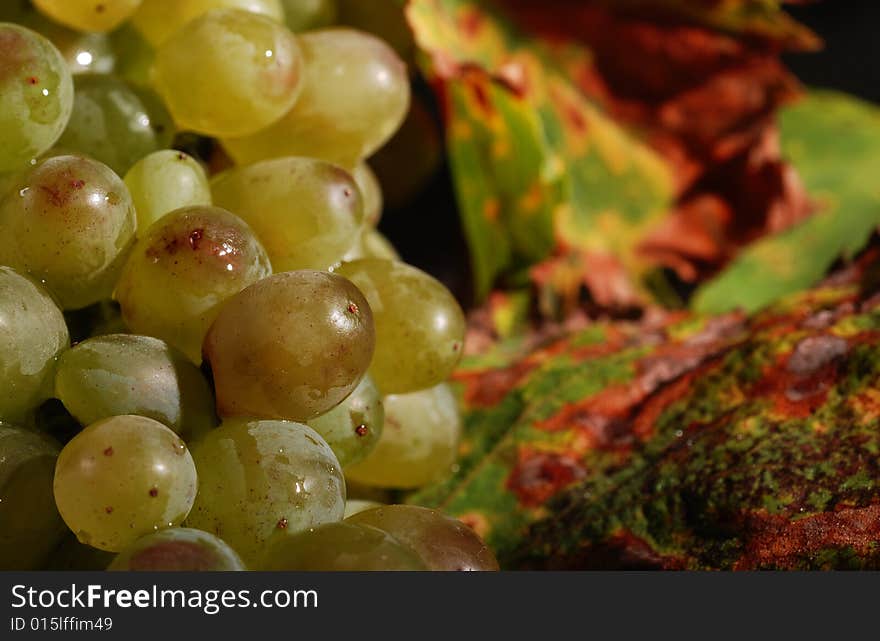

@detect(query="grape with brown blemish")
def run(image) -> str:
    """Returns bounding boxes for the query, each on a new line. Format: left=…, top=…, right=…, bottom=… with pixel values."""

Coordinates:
left=0, top=23, right=73, bottom=172
left=0, top=154, right=137, bottom=309
left=53, top=415, right=198, bottom=552
left=108, top=527, right=245, bottom=571
left=307, top=374, right=383, bottom=467
left=346, top=383, right=461, bottom=489
left=185, top=418, right=345, bottom=567
left=203, top=270, right=375, bottom=421
left=335, top=259, right=466, bottom=394
left=115, top=205, right=271, bottom=363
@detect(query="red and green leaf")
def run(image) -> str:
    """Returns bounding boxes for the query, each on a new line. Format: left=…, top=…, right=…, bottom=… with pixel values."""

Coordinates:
left=407, top=0, right=674, bottom=305
left=412, top=250, right=880, bottom=569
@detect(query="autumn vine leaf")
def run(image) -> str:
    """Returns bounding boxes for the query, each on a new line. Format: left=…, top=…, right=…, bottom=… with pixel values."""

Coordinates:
left=412, top=250, right=880, bottom=569
left=406, top=0, right=674, bottom=308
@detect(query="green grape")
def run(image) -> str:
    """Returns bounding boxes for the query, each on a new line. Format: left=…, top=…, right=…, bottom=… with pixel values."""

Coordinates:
left=124, top=150, right=211, bottom=233
left=346, top=383, right=461, bottom=489
left=55, top=334, right=216, bottom=440
left=57, top=74, right=174, bottom=176
left=45, top=533, right=116, bottom=570
left=260, top=522, right=426, bottom=571
left=336, top=0, right=415, bottom=65
left=53, top=414, right=198, bottom=552
left=211, top=157, right=363, bottom=271
left=335, top=259, right=465, bottom=394
left=0, top=24, right=74, bottom=172
left=153, top=9, right=302, bottom=137
left=370, top=96, right=442, bottom=210
left=203, top=270, right=375, bottom=421
left=0, top=155, right=137, bottom=309
left=132, top=0, right=284, bottom=47
left=0, top=267, right=69, bottom=424
left=0, top=1, right=116, bottom=75
left=307, top=374, right=383, bottom=468
left=115, top=205, right=272, bottom=363
left=0, top=425, right=68, bottom=570
left=32, top=0, right=143, bottom=33
left=108, top=24, right=154, bottom=86
left=108, top=527, right=245, bottom=571
left=186, top=418, right=345, bottom=566
left=347, top=505, right=500, bottom=571
left=352, top=161, right=382, bottom=227
left=280, top=0, right=337, bottom=32
left=338, top=228, right=400, bottom=264
left=222, top=28, right=410, bottom=168
left=343, top=499, right=382, bottom=518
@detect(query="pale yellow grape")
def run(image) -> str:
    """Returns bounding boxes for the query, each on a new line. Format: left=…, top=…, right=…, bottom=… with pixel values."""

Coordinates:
left=345, top=384, right=461, bottom=489
left=211, top=157, right=363, bottom=271
left=32, top=0, right=143, bottom=33
left=222, top=28, right=410, bottom=167
left=132, top=0, right=284, bottom=47
left=0, top=267, right=69, bottom=424
left=335, top=259, right=465, bottom=394
left=352, top=161, right=383, bottom=227
left=203, top=270, right=375, bottom=421
left=0, top=155, right=137, bottom=309
left=186, top=418, right=345, bottom=567
left=153, top=9, right=302, bottom=137
left=0, top=24, right=74, bottom=172
left=53, top=415, right=198, bottom=552
left=124, top=150, right=211, bottom=234
left=115, top=205, right=272, bottom=363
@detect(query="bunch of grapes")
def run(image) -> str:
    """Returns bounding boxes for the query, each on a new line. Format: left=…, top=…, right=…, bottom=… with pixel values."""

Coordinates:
left=0, top=0, right=498, bottom=572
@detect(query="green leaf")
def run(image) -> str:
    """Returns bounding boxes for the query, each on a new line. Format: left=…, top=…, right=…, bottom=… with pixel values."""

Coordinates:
left=694, top=91, right=880, bottom=314
left=413, top=260, right=880, bottom=569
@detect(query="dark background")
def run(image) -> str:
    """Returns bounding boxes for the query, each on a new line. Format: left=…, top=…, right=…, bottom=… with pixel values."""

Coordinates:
left=786, top=2, right=880, bottom=103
